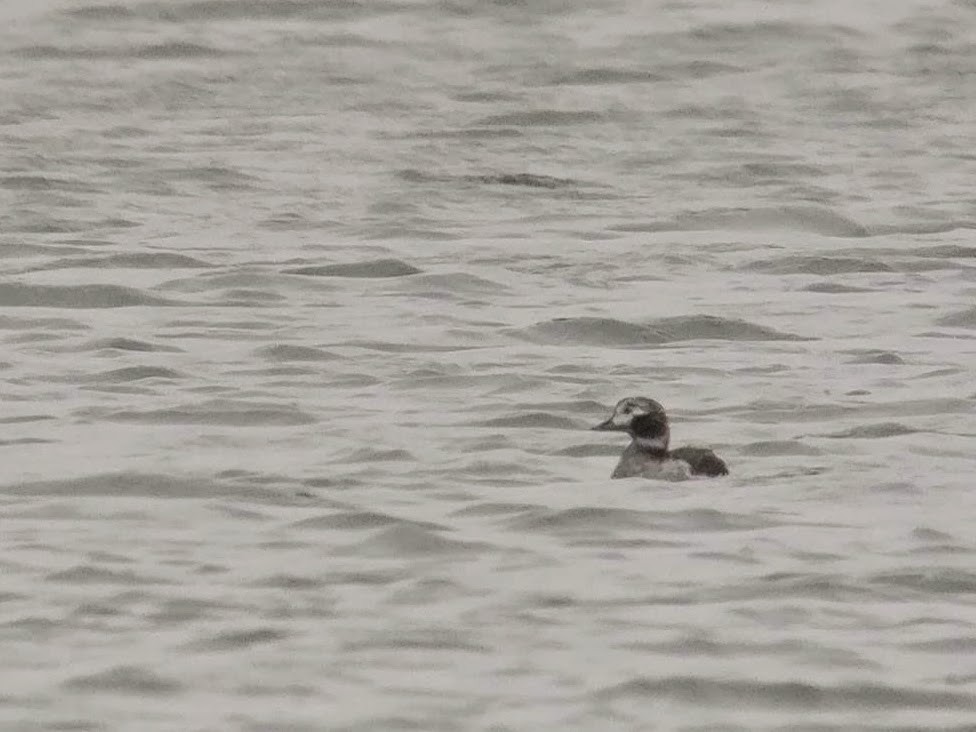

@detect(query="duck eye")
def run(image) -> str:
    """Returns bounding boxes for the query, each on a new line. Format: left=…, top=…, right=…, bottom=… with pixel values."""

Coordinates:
left=622, top=406, right=632, bottom=414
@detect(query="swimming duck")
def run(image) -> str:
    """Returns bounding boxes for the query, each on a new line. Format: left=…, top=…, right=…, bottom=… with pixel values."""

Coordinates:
left=592, top=396, right=728, bottom=479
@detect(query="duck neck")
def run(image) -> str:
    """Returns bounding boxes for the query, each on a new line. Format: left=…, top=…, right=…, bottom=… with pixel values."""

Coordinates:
left=632, top=435, right=669, bottom=460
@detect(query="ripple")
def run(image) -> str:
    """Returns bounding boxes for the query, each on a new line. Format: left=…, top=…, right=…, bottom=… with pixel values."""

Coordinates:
left=938, top=307, right=976, bottom=328
left=846, top=350, right=905, bottom=365
left=477, top=110, right=604, bottom=126
left=83, top=399, right=316, bottom=426
left=253, top=344, right=341, bottom=361
left=348, top=524, right=491, bottom=558
left=47, top=565, right=171, bottom=585
left=31, top=252, right=213, bottom=270
left=594, top=676, right=976, bottom=710
left=63, top=665, right=183, bottom=696
left=185, top=627, right=290, bottom=652
left=464, top=172, right=576, bottom=189
left=802, top=281, right=874, bottom=293
left=613, top=206, right=870, bottom=237
left=282, top=258, right=421, bottom=278
left=513, top=315, right=808, bottom=346
left=745, top=255, right=893, bottom=275
left=823, top=423, right=918, bottom=438
left=469, top=412, right=578, bottom=429
left=0, top=283, right=175, bottom=308
left=0, top=472, right=284, bottom=501
left=87, top=366, right=184, bottom=382
left=0, top=315, right=87, bottom=330
left=82, top=338, right=179, bottom=353
left=291, top=511, right=444, bottom=532
left=740, top=440, right=823, bottom=456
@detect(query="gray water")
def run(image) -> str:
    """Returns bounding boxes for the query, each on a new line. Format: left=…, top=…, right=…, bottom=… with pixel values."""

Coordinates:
left=2, top=1, right=976, bottom=730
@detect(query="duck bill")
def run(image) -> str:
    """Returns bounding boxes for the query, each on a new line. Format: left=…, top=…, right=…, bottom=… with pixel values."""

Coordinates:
left=592, top=418, right=623, bottom=431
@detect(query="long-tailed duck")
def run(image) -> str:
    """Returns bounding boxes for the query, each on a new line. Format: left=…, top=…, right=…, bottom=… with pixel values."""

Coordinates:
left=592, top=396, right=728, bottom=479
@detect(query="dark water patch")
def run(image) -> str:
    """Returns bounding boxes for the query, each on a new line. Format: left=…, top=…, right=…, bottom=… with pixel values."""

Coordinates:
left=802, top=281, right=874, bottom=293
left=158, top=165, right=258, bottom=190
left=508, top=507, right=658, bottom=533
left=185, top=627, right=289, bottom=652
left=465, top=172, right=575, bottom=189
left=146, top=597, right=240, bottom=624
left=870, top=569, right=976, bottom=595
left=0, top=472, right=283, bottom=501
left=0, top=175, right=99, bottom=193
left=742, top=397, right=972, bottom=423
left=162, top=318, right=280, bottom=332
left=386, top=272, right=509, bottom=298
left=745, top=256, right=893, bottom=275
left=344, top=628, right=488, bottom=653
left=85, top=337, right=182, bottom=352
left=387, top=578, right=467, bottom=605
left=332, top=339, right=478, bottom=353
left=478, top=110, right=604, bottom=126
left=47, top=566, right=171, bottom=585
left=291, top=511, right=444, bottom=532
left=740, top=441, right=823, bottom=457
left=470, top=412, right=578, bottom=429
left=13, top=45, right=107, bottom=60
left=253, top=344, right=340, bottom=362
left=613, top=206, right=870, bottom=238
left=338, top=448, right=413, bottom=463
left=63, top=665, right=183, bottom=695
left=88, top=366, right=183, bottom=383
left=159, top=272, right=334, bottom=294
left=217, top=288, right=285, bottom=305
left=0, top=414, right=55, bottom=425
left=551, top=67, right=666, bottom=85
left=346, top=524, right=491, bottom=558
left=33, top=252, right=213, bottom=270
left=938, top=307, right=976, bottom=328
left=65, top=4, right=134, bottom=19
left=512, top=317, right=668, bottom=346
left=0, top=283, right=175, bottom=308
left=283, top=258, right=420, bottom=278
left=144, top=0, right=394, bottom=22
left=252, top=574, right=325, bottom=590
left=513, top=315, right=807, bottom=346
left=649, top=315, right=810, bottom=341
left=553, top=443, right=621, bottom=457
left=908, top=244, right=976, bottom=258
left=905, top=636, right=976, bottom=652
left=399, top=127, right=523, bottom=142
left=85, top=399, right=316, bottom=426
left=135, top=42, right=228, bottom=59
left=258, top=211, right=345, bottom=231
left=823, top=423, right=918, bottom=439
left=322, top=570, right=404, bottom=586
left=667, top=508, right=777, bottom=532
left=0, top=437, right=56, bottom=446
left=845, top=350, right=904, bottom=365
left=594, top=676, right=976, bottom=710
left=630, top=635, right=872, bottom=668
left=450, top=502, right=538, bottom=517
left=0, top=315, right=87, bottom=331
left=524, top=399, right=610, bottom=414
left=511, top=507, right=777, bottom=535
left=913, top=527, right=954, bottom=542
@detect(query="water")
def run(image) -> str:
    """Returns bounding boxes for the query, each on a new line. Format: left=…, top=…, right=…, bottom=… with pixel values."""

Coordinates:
left=2, top=1, right=976, bottom=729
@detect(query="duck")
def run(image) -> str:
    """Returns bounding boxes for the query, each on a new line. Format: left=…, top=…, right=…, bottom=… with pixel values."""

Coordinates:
left=592, top=396, right=728, bottom=479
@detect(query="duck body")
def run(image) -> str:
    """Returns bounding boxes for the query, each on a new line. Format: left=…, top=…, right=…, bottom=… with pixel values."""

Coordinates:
left=593, top=397, right=728, bottom=480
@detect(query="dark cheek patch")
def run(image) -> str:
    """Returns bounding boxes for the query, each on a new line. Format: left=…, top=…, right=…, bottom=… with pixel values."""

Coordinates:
left=631, top=413, right=667, bottom=439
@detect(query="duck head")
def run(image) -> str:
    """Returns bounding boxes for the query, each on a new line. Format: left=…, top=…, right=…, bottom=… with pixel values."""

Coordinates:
left=592, top=396, right=670, bottom=451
